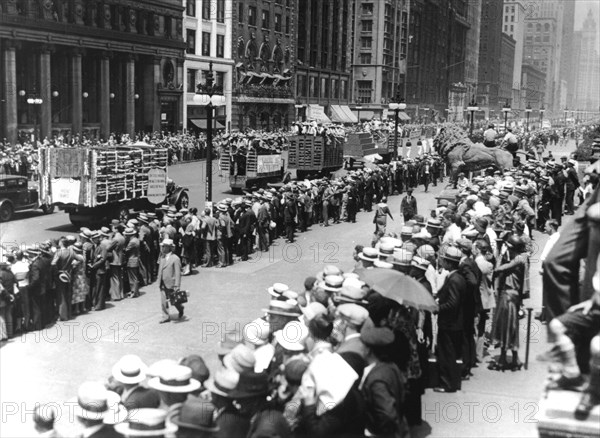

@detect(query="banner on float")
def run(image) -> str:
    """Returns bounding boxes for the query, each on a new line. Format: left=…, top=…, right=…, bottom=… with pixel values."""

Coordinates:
left=257, top=155, right=282, bottom=174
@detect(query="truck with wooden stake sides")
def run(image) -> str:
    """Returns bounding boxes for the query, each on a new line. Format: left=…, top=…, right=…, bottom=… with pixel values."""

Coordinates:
left=36, top=143, right=188, bottom=227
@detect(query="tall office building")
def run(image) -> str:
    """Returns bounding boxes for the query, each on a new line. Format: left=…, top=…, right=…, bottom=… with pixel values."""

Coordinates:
left=499, top=33, right=516, bottom=107
left=351, top=0, right=408, bottom=121
left=477, top=0, right=504, bottom=116
left=560, top=0, right=576, bottom=109
left=522, top=0, right=564, bottom=113
left=572, top=10, right=600, bottom=112
left=182, top=0, right=233, bottom=133
left=502, top=1, right=526, bottom=110
left=296, top=0, right=355, bottom=123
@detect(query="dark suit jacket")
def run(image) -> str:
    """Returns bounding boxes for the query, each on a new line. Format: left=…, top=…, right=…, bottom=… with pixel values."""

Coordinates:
left=110, top=233, right=125, bottom=266
left=121, top=385, right=160, bottom=410
left=28, top=256, right=51, bottom=297
left=361, top=362, right=405, bottom=438
left=91, top=239, right=113, bottom=273
left=158, top=253, right=181, bottom=290
left=201, top=216, right=218, bottom=241
left=86, top=424, right=120, bottom=438
left=437, top=271, right=467, bottom=331
left=238, top=210, right=256, bottom=236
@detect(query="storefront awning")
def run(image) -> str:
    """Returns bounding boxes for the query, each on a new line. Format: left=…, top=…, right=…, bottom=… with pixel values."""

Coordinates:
left=398, top=112, right=411, bottom=121
left=340, top=105, right=358, bottom=124
left=189, top=119, right=226, bottom=130
left=330, top=105, right=354, bottom=124
left=307, top=104, right=331, bottom=124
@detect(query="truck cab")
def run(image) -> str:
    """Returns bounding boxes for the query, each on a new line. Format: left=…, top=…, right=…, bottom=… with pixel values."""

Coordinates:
left=0, top=175, right=53, bottom=221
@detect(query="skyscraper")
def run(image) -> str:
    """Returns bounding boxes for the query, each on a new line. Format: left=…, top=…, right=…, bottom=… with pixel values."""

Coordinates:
left=477, top=0, right=504, bottom=116
left=560, top=0, right=576, bottom=109
left=503, top=1, right=526, bottom=110
left=573, top=10, right=600, bottom=112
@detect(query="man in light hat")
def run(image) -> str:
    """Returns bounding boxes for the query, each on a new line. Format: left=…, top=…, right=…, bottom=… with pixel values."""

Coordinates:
left=157, top=238, right=184, bottom=323
left=51, top=238, right=83, bottom=322
left=115, top=408, right=176, bottom=437
left=564, top=159, right=580, bottom=215
left=90, top=230, right=112, bottom=311
left=215, top=204, right=233, bottom=268
left=123, top=228, right=141, bottom=298
left=434, top=246, right=467, bottom=393
left=148, top=364, right=201, bottom=409
left=111, top=354, right=160, bottom=410
left=109, top=222, right=125, bottom=302
left=401, top=189, right=418, bottom=223
left=335, top=304, right=370, bottom=360
left=70, top=381, right=127, bottom=438
left=168, top=398, right=220, bottom=438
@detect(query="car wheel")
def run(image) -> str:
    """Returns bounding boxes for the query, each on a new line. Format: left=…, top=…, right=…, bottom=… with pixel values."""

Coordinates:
left=0, top=203, right=14, bottom=222
left=176, top=193, right=189, bottom=210
left=41, top=203, right=55, bottom=214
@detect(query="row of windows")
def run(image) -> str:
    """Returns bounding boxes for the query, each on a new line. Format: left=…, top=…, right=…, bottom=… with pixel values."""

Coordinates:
left=296, top=76, right=349, bottom=99
left=186, top=30, right=225, bottom=58
left=186, top=0, right=225, bottom=23
left=240, top=4, right=291, bottom=33
left=504, top=14, right=515, bottom=22
left=186, top=69, right=225, bottom=93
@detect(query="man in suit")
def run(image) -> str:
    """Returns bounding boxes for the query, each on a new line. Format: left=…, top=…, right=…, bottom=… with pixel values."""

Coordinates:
left=401, top=189, right=418, bottom=222
left=26, top=248, right=50, bottom=331
left=124, top=228, right=141, bottom=298
left=137, top=215, right=153, bottom=286
left=90, top=229, right=113, bottom=311
left=256, top=197, right=270, bottom=251
left=51, top=238, right=83, bottom=322
left=109, top=222, right=125, bottom=301
left=216, top=204, right=233, bottom=268
left=434, top=246, right=467, bottom=393
left=200, top=208, right=218, bottom=267
left=72, top=382, right=123, bottom=438
left=110, top=355, right=160, bottom=410
left=238, top=202, right=256, bottom=261
left=283, top=194, right=297, bottom=243
left=335, top=304, right=369, bottom=360
left=158, top=238, right=183, bottom=323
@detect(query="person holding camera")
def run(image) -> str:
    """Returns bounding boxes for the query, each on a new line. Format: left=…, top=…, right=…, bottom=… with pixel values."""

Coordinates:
left=158, top=238, right=184, bottom=324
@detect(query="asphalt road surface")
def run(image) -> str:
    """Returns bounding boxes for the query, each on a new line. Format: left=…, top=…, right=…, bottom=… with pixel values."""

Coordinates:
left=0, top=141, right=578, bottom=437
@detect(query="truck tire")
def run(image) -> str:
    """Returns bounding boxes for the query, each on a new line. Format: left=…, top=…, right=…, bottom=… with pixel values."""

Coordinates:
left=41, top=204, right=55, bottom=214
left=176, top=193, right=189, bottom=210
left=0, top=202, right=14, bottom=222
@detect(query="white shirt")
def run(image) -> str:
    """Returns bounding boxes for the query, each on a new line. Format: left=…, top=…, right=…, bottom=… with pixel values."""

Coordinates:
left=540, top=232, right=560, bottom=263
left=443, top=223, right=462, bottom=244
left=11, top=260, right=30, bottom=287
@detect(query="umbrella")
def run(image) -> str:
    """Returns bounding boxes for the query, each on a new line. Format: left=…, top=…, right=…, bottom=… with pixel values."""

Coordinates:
left=356, top=268, right=438, bottom=312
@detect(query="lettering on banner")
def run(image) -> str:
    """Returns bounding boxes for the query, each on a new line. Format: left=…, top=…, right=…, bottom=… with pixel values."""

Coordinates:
left=146, top=168, right=166, bottom=204
left=257, top=155, right=282, bottom=174
left=50, top=178, right=81, bottom=204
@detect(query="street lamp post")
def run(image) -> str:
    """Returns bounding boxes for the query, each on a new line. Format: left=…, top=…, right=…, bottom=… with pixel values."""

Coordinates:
left=575, top=110, right=579, bottom=147
left=467, top=97, right=479, bottom=136
left=388, top=90, right=406, bottom=161
left=525, top=102, right=532, bottom=132
left=539, top=105, right=545, bottom=129
left=564, top=106, right=568, bottom=127
left=502, top=100, right=511, bottom=132
left=26, top=95, right=43, bottom=142
left=355, top=102, right=363, bottom=128
left=195, top=62, right=225, bottom=203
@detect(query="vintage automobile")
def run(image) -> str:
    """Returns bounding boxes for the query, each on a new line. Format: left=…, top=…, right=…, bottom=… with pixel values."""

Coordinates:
left=0, top=175, right=54, bottom=222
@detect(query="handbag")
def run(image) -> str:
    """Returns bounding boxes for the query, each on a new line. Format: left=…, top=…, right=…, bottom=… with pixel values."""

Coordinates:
left=169, top=290, right=188, bottom=306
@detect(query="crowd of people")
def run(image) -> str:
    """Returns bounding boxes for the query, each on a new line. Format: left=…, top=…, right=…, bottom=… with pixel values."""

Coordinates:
left=10, top=140, right=598, bottom=437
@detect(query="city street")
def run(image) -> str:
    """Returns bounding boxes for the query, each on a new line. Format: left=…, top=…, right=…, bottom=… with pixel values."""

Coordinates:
left=0, top=141, right=578, bottom=437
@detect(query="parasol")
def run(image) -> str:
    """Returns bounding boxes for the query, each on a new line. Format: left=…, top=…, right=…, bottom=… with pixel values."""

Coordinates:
left=356, top=268, right=438, bottom=312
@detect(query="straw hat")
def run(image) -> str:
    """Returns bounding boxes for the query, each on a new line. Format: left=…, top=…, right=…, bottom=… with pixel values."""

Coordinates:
left=112, top=355, right=148, bottom=385
left=147, top=365, right=201, bottom=393
left=114, top=408, right=177, bottom=437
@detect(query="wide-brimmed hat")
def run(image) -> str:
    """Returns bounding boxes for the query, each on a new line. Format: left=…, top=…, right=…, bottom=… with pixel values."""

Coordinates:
left=410, top=256, right=431, bottom=271
left=123, top=227, right=136, bottom=236
left=274, top=321, right=308, bottom=352
left=426, top=219, right=442, bottom=229
left=299, top=302, right=328, bottom=322
left=243, top=318, right=271, bottom=346
left=378, top=242, right=395, bottom=257
left=160, top=238, right=174, bottom=247
left=217, top=204, right=228, bottom=212
left=336, top=303, right=369, bottom=326
left=204, top=367, right=239, bottom=398
left=391, top=248, right=413, bottom=266
left=319, top=275, right=344, bottom=293
left=316, top=265, right=343, bottom=281
left=168, top=399, right=220, bottom=433
left=99, top=227, right=111, bottom=237
left=267, top=283, right=289, bottom=298
left=147, top=365, right=201, bottom=393
left=115, top=408, right=177, bottom=437
left=262, top=300, right=302, bottom=317
left=228, top=371, right=270, bottom=399
left=440, top=246, right=462, bottom=262
left=79, top=229, right=94, bottom=240
left=216, top=334, right=241, bottom=357
left=400, top=225, right=413, bottom=236
left=374, top=260, right=393, bottom=269
left=223, top=344, right=256, bottom=374
left=112, top=355, right=148, bottom=385
left=358, top=247, right=379, bottom=262
left=70, top=382, right=127, bottom=424
left=335, top=277, right=367, bottom=304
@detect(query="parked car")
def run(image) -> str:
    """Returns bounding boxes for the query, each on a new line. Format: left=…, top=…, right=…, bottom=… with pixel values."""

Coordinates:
left=0, top=175, right=54, bottom=222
